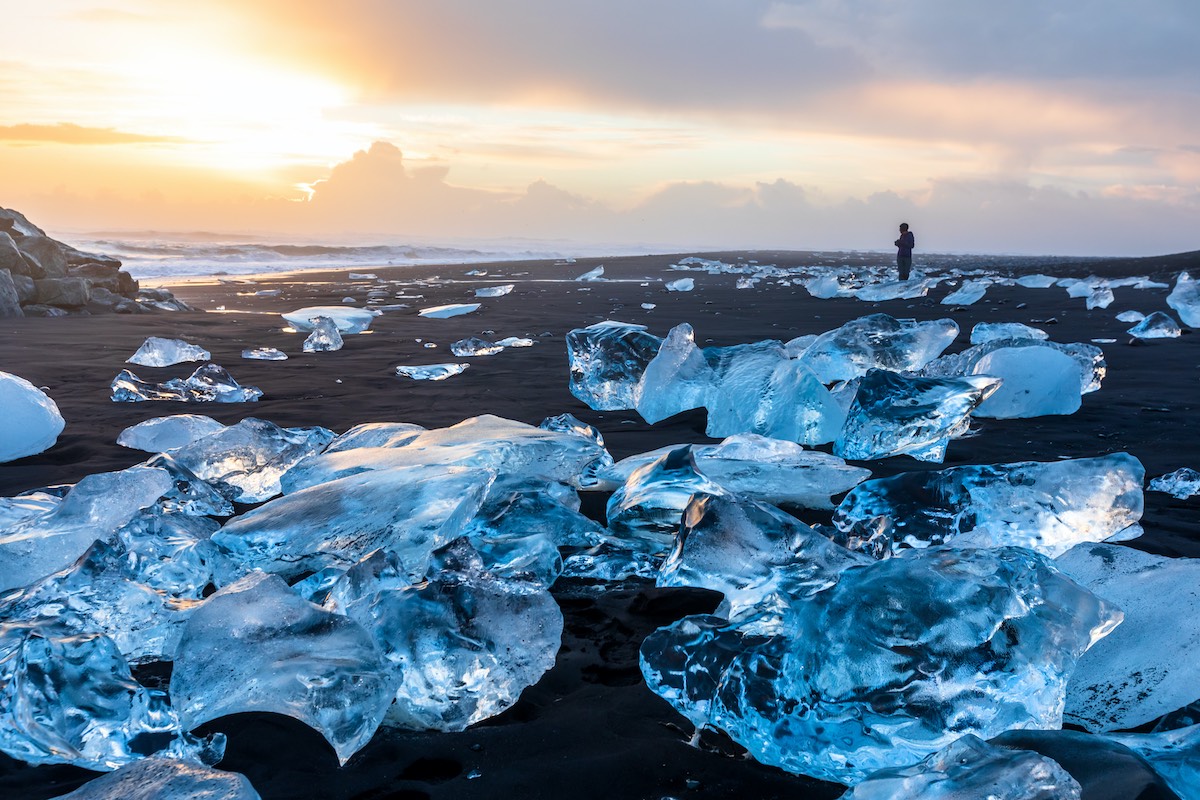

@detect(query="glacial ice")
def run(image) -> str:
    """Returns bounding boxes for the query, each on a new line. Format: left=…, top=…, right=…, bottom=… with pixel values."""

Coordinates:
left=1016, top=274, right=1058, bottom=288
left=212, top=465, right=495, bottom=583
left=170, top=572, right=394, bottom=765
left=451, top=336, right=504, bottom=356
left=168, top=417, right=335, bottom=503
left=241, top=346, right=288, bottom=360
left=665, top=278, right=695, bottom=292
left=940, top=279, right=991, bottom=306
left=475, top=283, right=514, bottom=297
left=495, top=336, right=533, bottom=347
left=0, top=371, right=65, bottom=463
left=1108, top=724, right=1200, bottom=800
left=418, top=303, right=480, bottom=318
left=599, top=434, right=870, bottom=510
left=1148, top=467, right=1200, bottom=498
left=567, top=321, right=663, bottom=410
left=971, top=346, right=1084, bottom=419
left=633, top=323, right=713, bottom=424
left=1116, top=310, right=1145, bottom=323
left=796, top=314, right=960, bottom=383
left=0, top=623, right=222, bottom=771
left=606, top=447, right=725, bottom=549
left=111, top=365, right=263, bottom=403
left=833, top=369, right=1000, bottom=462
left=114, top=511, right=222, bottom=600
left=302, top=316, right=344, bottom=352
left=1057, top=544, right=1200, bottom=732
left=325, top=421, right=427, bottom=452
left=855, top=278, right=933, bottom=302
left=919, top=339, right=1105, bottom=395
left=49, top=757, right=260, bottom=800
left=395, top=363, right=470, bottom=380
left=116, top=414, right=226, bottom=453
left=330, top=539, right=563, bottom=732
left=640, top=545, right=1119, bottom=784
left=1127, top=311, right=1181, bottom=339
left=1087, top=288, right=1115, bottom=310
left=126, top=337, right=211, bottom=368
left=575, top=265, right=605, bottom=281
left=842, top=734, right=1081, bottom=799
left=832, top=453, right=1145, bottom=558
left=1167, top=272, right=1200, bottom=326
left=804, top=273, right=851, bottom=298
left=141, top=453, right=234, bottom=517
left=970, top=322, right=1048, bottom=345
left=281, top=305, right=378, bottom=333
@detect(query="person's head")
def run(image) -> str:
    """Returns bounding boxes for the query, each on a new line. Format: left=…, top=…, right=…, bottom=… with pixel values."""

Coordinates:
left=899, top=223, right=909, bottom=232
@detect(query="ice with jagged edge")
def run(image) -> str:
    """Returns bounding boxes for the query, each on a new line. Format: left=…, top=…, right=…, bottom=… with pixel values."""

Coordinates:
left=1057, top=543, right=1200, bottom=732
left=325, top=421, right=427, bottom=452
left=599, top=434, right=869, bottom=510
left=940, top=278, right=991, bottom=306
left=282, top=414, right=612, bottom=493
left=282, top=305, right=378, bottom=333
left=126, top=337, right=211, bottom=368
left=0, top=465, right=174, bottom=593
left=170, top=572, right=394, bottom=765
left=302, top=316, right=344, bottom=352
left=328, top=538, right=563, bottom=732
left=970, top=321, right=1048, bottom=345
left=567, top=321, right=663, bottom=410
left=496, top=335, right=533, bottom=347
left=575, top=265, right=605, bottom=281
left=475, top=283, right=514, bottom=297
left=1108, top=722, right=1200, bottom=800
left=0, top=371, right=64, bottom=463
left=536, top=412, right=614, bottom=488
left=855, top=278, right=934, bottom=302
left=49, top=757, right=260, bottom=800
left=796, top=314, right=960, bottom=383
left=116, top=414, right=226, bottom=453
left=395, top=363, right=470, bottom=380
left=832, top=453, right=1144, bottom=559
left=1167, top=271, right=1200, bottom=326
left=418, top=303, right=480, bottom=318
left=665, top=277, right=694, bottom=292
left=1017, top=274, right=1058, bottom=288
left=140, top=453, right=234, bottom=517
left=1128, top=311, right=1182, bottom=339
left=607, top=447, right=726, bottom=554
left=834, top=369, right=1000, bottom=462
left=919, top=338, right=1106, bottom=395
left=842, top=734, right=1081, bottom=799
left=111, top=364, right=263, bottom=403
left=213, top=465, right=495, bottom=584
left=804, top=273, right=853, bottom=298
left=0, top=622, right=223, bottom=771
left=242, top=346, right=288, bottom=360
left=973, top=345, right=1085, bottom=418
left=640, top=545, right=1120, bottom=784
left=632, top=322, right=713, bottom=424
left=451, top=336, right=504, bottom=356
left=1148, top=466, right=1200, bottom=498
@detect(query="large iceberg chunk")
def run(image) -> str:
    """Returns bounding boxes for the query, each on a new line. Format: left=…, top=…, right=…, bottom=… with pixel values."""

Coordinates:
left=49, top=757, right=260, bottom=800
left=797, top=314, right=959, bottom=383
left=1166, top=271, right=1200, bottom=327
left=170, top=572, right=394, bottom=765
left=971, top=345, right=1084, bottom=419
left=921, top=339, right=1105, bottom=395
left=126, top=337, right=210, bottom=367
left=640, top=546, right=1120, bottom=784
left=0, top=371, right=65, bottom=463
left=634, top=323, right=714, bottom=424
left=281, top=305, right=378, bottom=333
left=302, top=316, right=344, bottom=352
left=115, top=414, right=226, bottom=453
left=111, top=365, right=263, bottom=403
left=833, top=453, right=1144, bottom=558
left=842, top=734, right=1081, bottom=799
left=1057, top=543, right=1200, bottom=732
left=833, top=369, right=1000, bottom=462
left=567, top=321, right=663, bottom=410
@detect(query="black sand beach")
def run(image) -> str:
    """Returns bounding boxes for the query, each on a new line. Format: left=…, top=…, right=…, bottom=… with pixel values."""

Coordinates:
left=0, top=250, right=1196, bottom=799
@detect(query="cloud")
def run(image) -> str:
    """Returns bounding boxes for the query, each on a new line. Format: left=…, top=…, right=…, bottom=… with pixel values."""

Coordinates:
left=0, top=123, right=185, bottom=145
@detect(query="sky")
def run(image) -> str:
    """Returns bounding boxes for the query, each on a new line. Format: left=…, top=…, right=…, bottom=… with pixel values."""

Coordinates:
left=2, top=0, right=1199, bottom=256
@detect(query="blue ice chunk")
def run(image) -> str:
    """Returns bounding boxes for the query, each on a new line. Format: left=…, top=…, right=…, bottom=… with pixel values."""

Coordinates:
left=48, top=757, right=260, bottom=800
left=567, top=321, right=663, bottom=410
left=796, top=314, right=959, bottom=383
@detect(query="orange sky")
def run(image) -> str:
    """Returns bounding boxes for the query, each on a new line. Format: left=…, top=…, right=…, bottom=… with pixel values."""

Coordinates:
left=3, top=1, right=1199, bottom=254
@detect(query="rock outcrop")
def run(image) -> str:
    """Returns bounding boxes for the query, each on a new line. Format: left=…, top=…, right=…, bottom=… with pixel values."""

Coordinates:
left=0, top=207, right=195, bottom=317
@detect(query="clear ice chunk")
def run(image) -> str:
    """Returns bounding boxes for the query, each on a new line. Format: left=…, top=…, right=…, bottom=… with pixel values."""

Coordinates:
left=1116, top=310, right=1145, bottom=323
left=170, top=572, right=394, bottom=765
left=140, top=453, right=234, bottom=517
left=575, top=265, right=605, bottom=281
left=168, top=417, right=335, bottom=504
left=665, top=278, right=695, bottom=292
left=495, top=336, right=533, bottom=347
left=567, top=321, right=663, bottom=410
left=805, top=273, right=852, bottom=298
left=0, top=623, right=222, bottom=771
left=537, top=412, right=614, bottom=487
left=919, top=339, right=1105, bottom=395
left=242, top=346, right=288, bottom=360
left=1167, top=272, right=1200, bottom=326
left=634, top=323, right=714, bottom=424
left=474, top=283, right=514, bottom=297
left=1058, top=543, right=1200, bottom=732
left=833, top=369, right=1000, bottom=462
left=855, top=278, right=933, bottom=301
left=325, top=421, right=427, bottom=452
left=116, top=414, right=226, bottom=453
left=842, top=734, right=1081, bottom=799
left=126, top=337, right=210, bottom=368
left=302, top=316, right=344, bottom=352
left=114, top=510, right=221, bottom=600
left=1087, top=287, right=1115, bottom=309
left=1107, top=724, right=1200, bottom=800
left=606, top=447, right=725, bottom=551
left=1016, top=274, right=1058, bottom=288
left=281, top=305, right=378, bottom=333
left=212, top=465, right=495, bottom=583
left=48, top=756, right=260, bottom=800
left=0, top=371, right=64, bottom=463
left=1128, top=311, right=1181, bottom=339
left=832, top=453, right=1145, bottom=558
left=970, top=322, right=1048, bottom=345
left=640, top=546, right=1120, bottom=784
left=1148, top=466, right=1200, bottom=498
left=395, top=363, right=470, bottom=380
left=451, top=336, right=504, bottom=356
left=111, top=365, right=263, bottom=403
left=330, top=539, right=563, bottom=732
left=797, top=314, right=960, bottom=383
left=971, top=346, right=1084, bottom=419
left=940, top=278, right=991, bottom=306
left=418, top=303, right=480, bottom=318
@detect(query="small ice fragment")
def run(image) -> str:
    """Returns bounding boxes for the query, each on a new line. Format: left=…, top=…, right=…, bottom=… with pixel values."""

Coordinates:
left=423, top=342, right=437, bottom=348
left=465, top=269, right=487, bottom=276
left=970, top=321, right=1048, bottom=345
left=475, top=284, right=514, bottom=298
left=419, top=303, right=480, bottom=318
left=395, top=363, right=470, bottom=380
left=641, top=303, right=656, bottom=310
left=665, top=278, right=695, bottom=292
left=116, top=414, right=226, bottom=453
left=127, top=337, right=211, bottom=368
left=1092, top=338, right=1118, bottom=344
left=1015, top=274, right=1058, bottom=288
left=0, top=372, right=64, bottom=463
left=1148, top=467, right=1200, bottom=498
left=1128, top=311, right=1182, bottom=339
left=242, top=347, right=288, bottom=360
left=281, top=306, right=378, bottom=333
left=342, top=296, right=356, bottom=303
left=494, top=336, right=533, bottom=347
left=1116, top=310, right=1146, bottom=323
left=302, top=316, right=344, bottom=352
left=1087, top=287, right=1115, bottom=309
left=451, top=337, right=503, bottom=357
left=254, top=289, right=280, bottom=297
left=940, top=278, right=991, bottom=305
left=348, top=272, right=377, bottom=279
left=575, top=265, right=605, bottom=281
left=111, top=365, right=263, bottom=403
left=735, top=277, right=757, bottom=289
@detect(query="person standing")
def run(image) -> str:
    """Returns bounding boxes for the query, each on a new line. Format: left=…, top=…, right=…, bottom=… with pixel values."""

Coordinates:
left=894, top=223, right=915, bottom=280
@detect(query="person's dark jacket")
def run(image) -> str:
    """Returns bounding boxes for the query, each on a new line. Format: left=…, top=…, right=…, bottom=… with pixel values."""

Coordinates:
left=895, top=231, right=914, bottom=258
